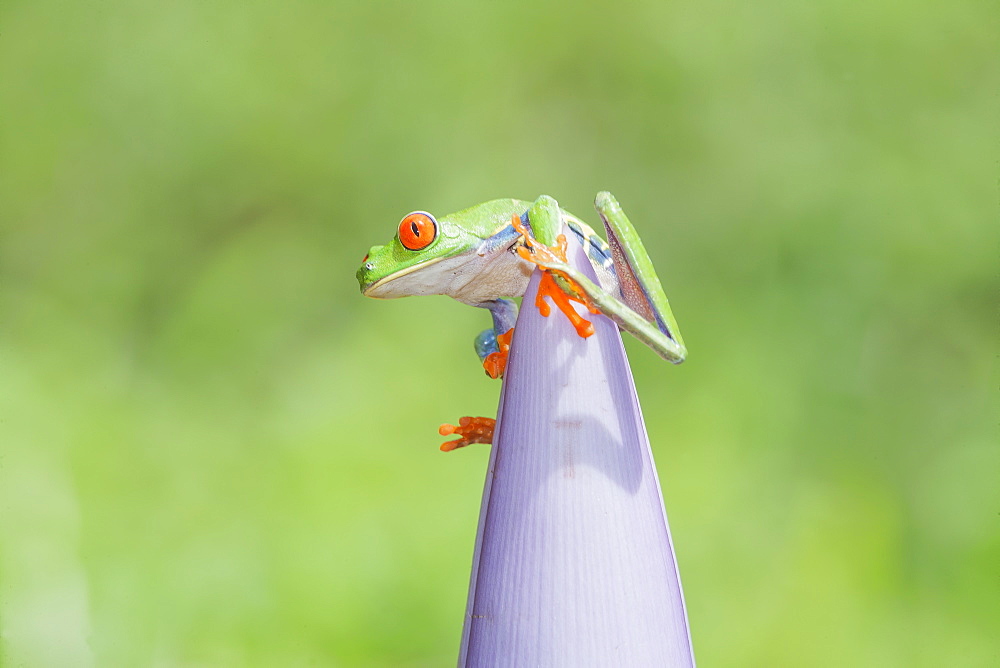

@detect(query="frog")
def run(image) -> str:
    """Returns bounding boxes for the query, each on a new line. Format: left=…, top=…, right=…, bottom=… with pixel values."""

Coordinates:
left=357, top=193, right=686, bottom=450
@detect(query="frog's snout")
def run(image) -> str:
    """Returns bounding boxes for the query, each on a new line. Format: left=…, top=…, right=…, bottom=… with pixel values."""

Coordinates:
left=356, top=246, right=380, bottom=292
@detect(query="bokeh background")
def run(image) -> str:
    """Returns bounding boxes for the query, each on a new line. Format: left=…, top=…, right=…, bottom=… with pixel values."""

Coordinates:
left=1, top=0, right=996, bottom=665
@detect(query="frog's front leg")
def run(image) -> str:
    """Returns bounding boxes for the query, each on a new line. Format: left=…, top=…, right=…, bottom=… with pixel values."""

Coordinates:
left=512, top=196, right=602, bottom=338
left=437, top=299, right=516, bottom=453
left=473, top=298, right=517, bottom=379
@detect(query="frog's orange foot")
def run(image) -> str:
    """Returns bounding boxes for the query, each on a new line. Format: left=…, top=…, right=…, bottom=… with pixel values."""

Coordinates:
left=537, top=271, right=595, bottom=338
left=509, top=214, right=598, bottom=338
left=439, top=416, right=496, bottom=452
left=481, top=328, right=514, bottom=379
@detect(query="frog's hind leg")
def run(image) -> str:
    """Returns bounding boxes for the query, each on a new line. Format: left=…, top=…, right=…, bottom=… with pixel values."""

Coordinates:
left=594, top=191, right=686, bottom=358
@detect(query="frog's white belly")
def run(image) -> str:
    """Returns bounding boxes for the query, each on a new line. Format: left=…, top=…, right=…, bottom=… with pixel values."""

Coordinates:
left=366, top=251, right=533, bottom=306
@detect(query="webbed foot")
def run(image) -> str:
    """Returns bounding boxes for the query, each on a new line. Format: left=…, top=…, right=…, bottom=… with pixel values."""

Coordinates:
left=481, top=328, right=514, bottom=379
left=438, top=416, right=496, bottom=452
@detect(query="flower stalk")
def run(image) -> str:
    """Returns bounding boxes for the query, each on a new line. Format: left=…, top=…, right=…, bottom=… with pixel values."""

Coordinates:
left=458, top=235, right=695, bottom=666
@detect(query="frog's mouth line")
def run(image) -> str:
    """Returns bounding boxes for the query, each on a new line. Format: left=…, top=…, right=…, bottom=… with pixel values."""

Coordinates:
left=362, top=256, right=447, bottom=298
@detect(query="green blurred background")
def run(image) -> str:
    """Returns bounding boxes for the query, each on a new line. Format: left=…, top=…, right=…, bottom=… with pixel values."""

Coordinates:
left=1, top=0, right=996, bottom=665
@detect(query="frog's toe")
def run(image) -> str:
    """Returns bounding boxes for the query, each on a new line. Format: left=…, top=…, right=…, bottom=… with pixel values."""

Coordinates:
left=482, top=352, right=506, bottom=379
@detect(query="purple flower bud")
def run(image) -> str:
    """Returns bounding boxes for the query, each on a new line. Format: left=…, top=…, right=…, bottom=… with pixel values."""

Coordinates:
left=459, top=234, right=695, bottom=666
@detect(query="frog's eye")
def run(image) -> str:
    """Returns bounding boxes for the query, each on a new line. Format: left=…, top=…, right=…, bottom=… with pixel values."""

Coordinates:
left=398, top=211, right=438, bottom=251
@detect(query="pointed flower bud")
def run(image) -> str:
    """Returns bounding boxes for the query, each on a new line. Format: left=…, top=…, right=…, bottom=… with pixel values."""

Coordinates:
left=459, top=234, right=694, bottom=666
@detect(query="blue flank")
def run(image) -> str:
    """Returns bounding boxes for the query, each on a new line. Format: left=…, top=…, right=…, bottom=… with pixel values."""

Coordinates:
left=566, top=220, right=615, bottom=277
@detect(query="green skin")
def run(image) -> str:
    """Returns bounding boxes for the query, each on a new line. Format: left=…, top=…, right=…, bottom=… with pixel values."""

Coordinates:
left=357, top=192, right=686, bottom=365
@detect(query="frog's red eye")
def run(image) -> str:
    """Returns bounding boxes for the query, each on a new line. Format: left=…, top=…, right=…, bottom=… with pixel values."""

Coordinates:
left=398, top=211, right=437, bottom=251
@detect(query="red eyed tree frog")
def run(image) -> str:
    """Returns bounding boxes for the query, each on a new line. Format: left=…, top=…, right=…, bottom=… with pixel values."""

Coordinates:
left=357, top=192, right=686, bottom=451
